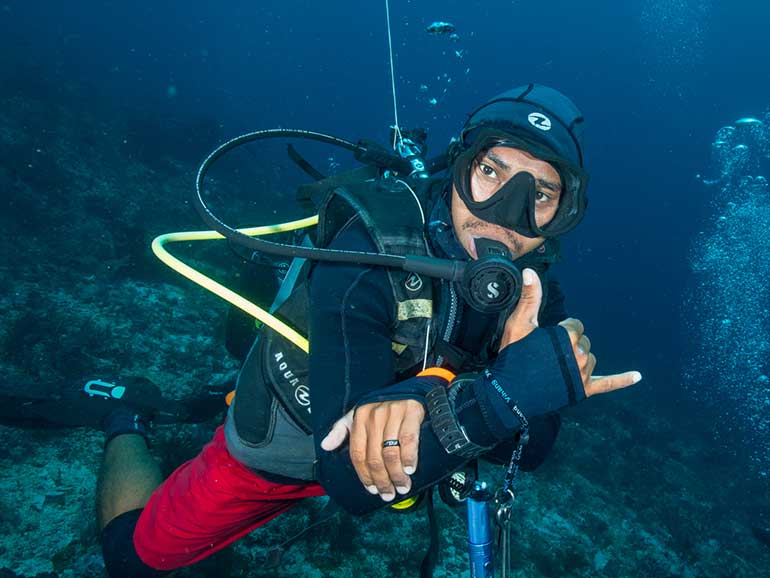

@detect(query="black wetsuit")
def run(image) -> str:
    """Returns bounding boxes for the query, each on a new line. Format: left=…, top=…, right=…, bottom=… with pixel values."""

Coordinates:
left=99, top=192, right=582, bottom=577
left=309, top=196, right=581, bottom=512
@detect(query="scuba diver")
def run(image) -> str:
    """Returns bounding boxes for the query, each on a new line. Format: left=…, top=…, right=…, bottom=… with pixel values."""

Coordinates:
left=6, top=84, right=642, bottom=577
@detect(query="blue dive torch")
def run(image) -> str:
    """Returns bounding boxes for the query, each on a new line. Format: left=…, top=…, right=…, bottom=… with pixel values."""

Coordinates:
left=466, top=481, right=494, bottom=578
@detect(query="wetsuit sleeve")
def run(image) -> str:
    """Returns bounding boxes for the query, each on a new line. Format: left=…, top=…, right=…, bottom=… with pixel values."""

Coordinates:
left=481, top=273, right=573, bottom=469
left=458, top=327, right=583, bottom=443
left=484, top=273, right=566, bottom=469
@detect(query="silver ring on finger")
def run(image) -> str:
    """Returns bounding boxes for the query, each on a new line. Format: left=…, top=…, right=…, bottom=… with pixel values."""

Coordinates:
left=382, top=439, right=400, bottom=448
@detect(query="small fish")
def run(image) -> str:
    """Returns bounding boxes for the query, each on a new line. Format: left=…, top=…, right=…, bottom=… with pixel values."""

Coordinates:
left=426, top=21, right=455, bottom=36
left=449, top=33, right=460, bottom=42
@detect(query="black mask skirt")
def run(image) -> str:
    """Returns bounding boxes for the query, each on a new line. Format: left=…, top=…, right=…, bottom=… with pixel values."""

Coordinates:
left=453, top=128, right=589, bottom=238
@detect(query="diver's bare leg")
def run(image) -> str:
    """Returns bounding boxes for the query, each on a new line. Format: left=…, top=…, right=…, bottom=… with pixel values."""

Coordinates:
left=96, top=434, right=163, bottom=530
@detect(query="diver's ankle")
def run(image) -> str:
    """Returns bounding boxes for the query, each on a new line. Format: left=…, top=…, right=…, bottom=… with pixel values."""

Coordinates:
left=103, top=407, right=150, bottom=449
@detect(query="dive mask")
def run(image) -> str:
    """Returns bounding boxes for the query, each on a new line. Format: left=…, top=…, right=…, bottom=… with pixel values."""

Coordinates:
left=453, top=128, right=589, bottom=238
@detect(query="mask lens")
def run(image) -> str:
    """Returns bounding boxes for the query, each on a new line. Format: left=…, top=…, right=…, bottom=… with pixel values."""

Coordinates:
left=535, top=163, right=587, bottom=236
left=470, top=152, right=510, bottom=203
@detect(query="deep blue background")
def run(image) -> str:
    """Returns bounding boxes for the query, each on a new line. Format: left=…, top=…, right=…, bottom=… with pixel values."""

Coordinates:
left=3, top=0, right=769, bottom=403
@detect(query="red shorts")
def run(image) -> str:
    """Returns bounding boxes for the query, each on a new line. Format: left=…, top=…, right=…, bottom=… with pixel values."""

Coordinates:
left=133, top=425, right=326, bottom=571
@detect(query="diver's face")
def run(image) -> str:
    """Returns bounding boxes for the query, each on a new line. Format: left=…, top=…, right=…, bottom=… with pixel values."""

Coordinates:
left=451, top=145, right=562, bottom=259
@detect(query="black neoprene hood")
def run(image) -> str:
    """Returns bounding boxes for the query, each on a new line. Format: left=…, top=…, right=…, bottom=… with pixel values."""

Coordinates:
left=450, top=84, right=590, bottom=238
left=461, top=83, right=586, bottom=169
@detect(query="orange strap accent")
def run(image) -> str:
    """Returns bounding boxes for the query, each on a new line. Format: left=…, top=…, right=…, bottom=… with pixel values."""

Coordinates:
left=416, top=367, right=456, bottom=382
left=225, top=390, right=235, bottom=406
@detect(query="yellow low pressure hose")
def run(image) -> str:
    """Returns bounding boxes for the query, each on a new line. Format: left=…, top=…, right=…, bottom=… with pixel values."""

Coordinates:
left=151, top=216, right=318, bottom=353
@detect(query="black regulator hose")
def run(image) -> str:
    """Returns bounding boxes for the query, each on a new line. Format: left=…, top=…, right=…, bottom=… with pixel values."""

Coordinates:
left=193, top=128, right=464, bottom=279
left=193, top=128, right=520, bottom=312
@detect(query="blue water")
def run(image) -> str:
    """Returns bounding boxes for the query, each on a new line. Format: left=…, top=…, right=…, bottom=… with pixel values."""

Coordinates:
left=2, top=0, right=770, bottom=575
left=5, top=0, right=767, bottom=378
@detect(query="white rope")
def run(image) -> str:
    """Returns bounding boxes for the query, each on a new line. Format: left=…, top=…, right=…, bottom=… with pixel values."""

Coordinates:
left=422, top=320, right=431, bottom=371
left=384, top=0, right=403, bottom=150
left=396, top=179, right=426, bottom=225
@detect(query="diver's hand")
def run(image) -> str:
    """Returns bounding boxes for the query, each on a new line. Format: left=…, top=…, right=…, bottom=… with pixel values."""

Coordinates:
left=499, top=268, right=642, bottom=396
left=556, top=318, right=641, bottom=396
left=321, top=399, right=424, bottom=501
left=498, top=268, right=543, bottom=349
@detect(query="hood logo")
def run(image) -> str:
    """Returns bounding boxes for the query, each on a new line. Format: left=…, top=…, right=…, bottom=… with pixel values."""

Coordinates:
left=528, top=112, right=552, bottom=131
left=405, top=273, right=423, bottom=292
